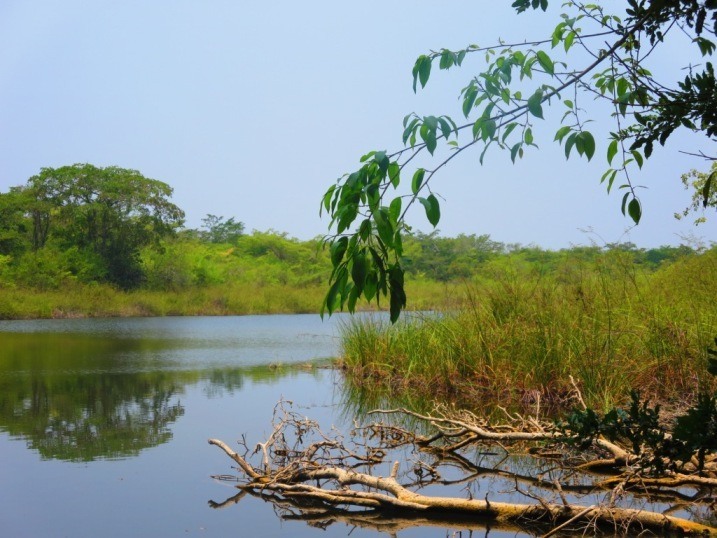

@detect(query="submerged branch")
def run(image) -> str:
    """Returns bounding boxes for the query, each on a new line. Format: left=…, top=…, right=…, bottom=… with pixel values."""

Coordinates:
left=209, top=401, right=717, bottom=535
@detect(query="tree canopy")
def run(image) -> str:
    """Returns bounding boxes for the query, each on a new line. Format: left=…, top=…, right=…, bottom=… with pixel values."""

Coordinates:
left=321, top=0, right=717, bottom=322
left=0, top=164, right=184, bottom=288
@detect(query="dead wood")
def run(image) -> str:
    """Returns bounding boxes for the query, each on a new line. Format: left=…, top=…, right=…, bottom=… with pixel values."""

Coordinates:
left=209, top=401, right=717, bottom=536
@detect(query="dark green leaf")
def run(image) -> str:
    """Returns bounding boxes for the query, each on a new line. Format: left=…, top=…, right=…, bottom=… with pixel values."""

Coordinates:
left=420, top=194, right=441, bottom=227
left=631, top=149, right=644, bottom=169
left=388, top=266, right=406, bottom=323
left=374, top=208, right=394, bottom=247
left=607, top=139, right=618, bottom=165
left=418, top=56, right=431, bottom=89
left=402, top=118, right=420, bottom=145
left=581, top=131, right=596, bottom=161
left=510, top=142, right=521, bottom=163
left=438, top=117, right=453, bottom=139
left=527, top=90, right=544, bottom=119
left=411, top=168, right=425, bottom=195
left=388, top=162, right=400, bottom=188
left=321, top=185, right=337, bottom=215
left=564, top=133, right=577, bottom=159
left=627, top=197, right=642, bottom=224
left=483, top=119, right=497, bottom=140
left=462, top=87, right=478, bottom=118
left=351, top=252, right=367, bottom=294
left=330, top=236, right=348, bottom=267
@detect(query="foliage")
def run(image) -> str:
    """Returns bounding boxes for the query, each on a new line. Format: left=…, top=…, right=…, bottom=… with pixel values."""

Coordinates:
left=565, top=389, right=717, bottom=474
left=200, top=214, right=245, bottom=244
left=321, top=0, right=717, bottom=321
left=676, top=161, right=717, bottom=224
left=1, top=164, right=185, bottom=288
left=339, top=246, right=717, bottom=409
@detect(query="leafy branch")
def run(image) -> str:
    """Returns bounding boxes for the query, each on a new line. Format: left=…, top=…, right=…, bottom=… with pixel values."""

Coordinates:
left=321, top=0, right=717, bottom=321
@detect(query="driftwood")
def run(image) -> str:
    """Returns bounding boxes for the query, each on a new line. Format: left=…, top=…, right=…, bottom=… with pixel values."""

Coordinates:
left=209, top=400, right=717, bottom=536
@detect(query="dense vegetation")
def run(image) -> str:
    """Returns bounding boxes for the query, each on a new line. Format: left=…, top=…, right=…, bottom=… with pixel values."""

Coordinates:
left=340, top=243, right=717, bottom=410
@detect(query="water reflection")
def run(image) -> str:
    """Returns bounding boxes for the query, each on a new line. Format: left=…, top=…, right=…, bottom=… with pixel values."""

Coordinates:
left=0, top=327, right=329, bottom=462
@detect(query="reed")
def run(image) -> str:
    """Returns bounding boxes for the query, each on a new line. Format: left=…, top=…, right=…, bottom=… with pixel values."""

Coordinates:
left=339, top=248, right=717, bottom=410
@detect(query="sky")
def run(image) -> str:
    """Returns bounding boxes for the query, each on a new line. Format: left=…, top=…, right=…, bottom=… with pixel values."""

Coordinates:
left=0, top=1, right=715, bottom=249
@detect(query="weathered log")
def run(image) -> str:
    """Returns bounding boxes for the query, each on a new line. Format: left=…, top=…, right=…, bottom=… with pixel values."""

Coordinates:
left=210, top=437, right=716, bottom=535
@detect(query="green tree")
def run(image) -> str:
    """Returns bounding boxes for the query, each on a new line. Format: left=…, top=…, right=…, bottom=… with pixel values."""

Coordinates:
left=321, top=0, right=717, bottom=321
left=200, top=214, right=245, bottom=244
left=675, top=161, right=717, bottom=224
left=14, top=164, right=184, bottom=288
left=0, top=188, right=30, bottom=256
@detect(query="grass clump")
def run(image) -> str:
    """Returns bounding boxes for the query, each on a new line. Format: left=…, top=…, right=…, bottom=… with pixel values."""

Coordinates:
left=339, top=247, right=717, bottom=411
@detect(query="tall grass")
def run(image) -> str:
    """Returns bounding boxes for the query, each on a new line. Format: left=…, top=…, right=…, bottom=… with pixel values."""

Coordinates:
left=340, top=248, right=717, bottom=410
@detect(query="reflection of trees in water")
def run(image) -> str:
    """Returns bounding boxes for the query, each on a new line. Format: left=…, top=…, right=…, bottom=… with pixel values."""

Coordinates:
left=2, top=373, right=185, bottom=461
left=0, top=331, right=327, bottom=461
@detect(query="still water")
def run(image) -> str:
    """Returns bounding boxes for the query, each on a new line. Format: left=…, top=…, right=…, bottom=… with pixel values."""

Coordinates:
left=0, top=315, right=700, bottom=537
left=0, top=315, right=356, bottom=537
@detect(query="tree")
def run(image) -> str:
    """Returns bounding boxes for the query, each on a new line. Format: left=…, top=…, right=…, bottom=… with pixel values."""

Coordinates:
left=13, top=164, right=184, bottom=288
left=321, top=0, right=717, bottom=322
left=675, top=160, right=717, bottom=223
left=200, top=214, right=245, bottom=244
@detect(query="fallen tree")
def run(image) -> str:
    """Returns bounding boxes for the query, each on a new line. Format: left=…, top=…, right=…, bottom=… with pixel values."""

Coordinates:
left=209, top=400, right=717, bottom=536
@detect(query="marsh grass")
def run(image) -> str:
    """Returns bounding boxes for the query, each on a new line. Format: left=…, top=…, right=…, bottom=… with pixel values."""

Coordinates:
left=340, top=248, right=717, bottom=410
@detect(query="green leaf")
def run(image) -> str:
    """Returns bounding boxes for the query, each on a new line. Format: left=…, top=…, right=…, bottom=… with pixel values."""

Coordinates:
left=631, top=150, right=644, bottom=169
left=358, top=218, right=372, bottom=240
left=616, top=78, right=629, bottom=97
left=351, top=251, right=367, bottom=294
left=510, top=142, right=521, bottom=163
left=374, top=208, right=394, bottom=247
left=418, top=56, right=431, bottom=89
left=321, top=185, right=336, bottom=215
left=420, top=123, right=437, bottom=154
left=388, top=266, right=406, bottom=323
left=627, top=197, right=642, bottom=224
left=483, top=119, right=497, bottom=140
left=402, top=118, right=419, bottom=145
left=363, top=272, right=378, bottom=302
left=388, top=162, right=400, bottom=188
left=462, top=87, right=478, bottom=118
left=389, top=196, right=402, bottom=224
left=554, top=125, right=571, bottom=142
left=502, top=122, right=518, bottom=143
left=564, top=132, right=577, bottom=159
left=607, top=139, right=618, bottom=165
left=439, top=50, right=454, bottom=69
left=438, top=117, right=453, bottom=139
left=527, top=90, right=544, bottom=119
left=524, top=128, right=534, bottom=145
left=564, top=31, right=576, bottom=51
left=536, top=50, right=554, bottom=75
left=330, top=236, right=348, bottom=267
left=581, top=131, right=596, bottom=161
left=411, top=168, right=425, bottom=195
left=420, top=194, right=441, bottom=227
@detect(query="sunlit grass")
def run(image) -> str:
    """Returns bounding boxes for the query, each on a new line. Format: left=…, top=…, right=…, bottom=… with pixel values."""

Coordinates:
left=339, top=248, right=717, bottom=411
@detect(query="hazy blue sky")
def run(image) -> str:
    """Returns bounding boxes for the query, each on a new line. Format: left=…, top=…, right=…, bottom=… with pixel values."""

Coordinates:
left=1, top=1, right=715, bottom=248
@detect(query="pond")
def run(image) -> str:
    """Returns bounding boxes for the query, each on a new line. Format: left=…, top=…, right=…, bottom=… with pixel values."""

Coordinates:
left=0, top=315, right=708, bottom=537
